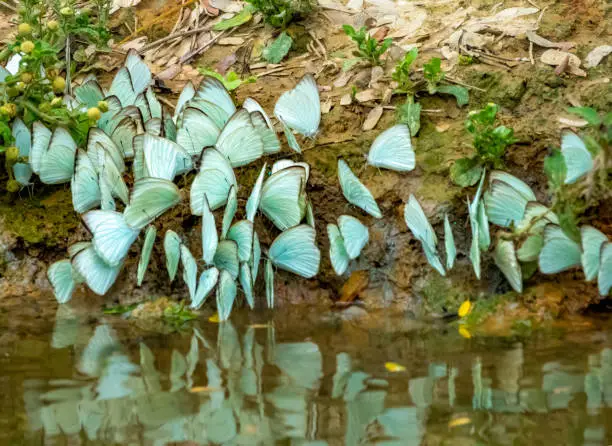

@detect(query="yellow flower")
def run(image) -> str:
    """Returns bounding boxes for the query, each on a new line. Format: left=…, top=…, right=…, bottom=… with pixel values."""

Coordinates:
left=20, top=40, right=35, bottom=54
left=52, top=76, right=66, bottom=93
left=385, top=362, right=406, bottom=372
left=87, top=107, right=101, bottom=121
left=47, top=20, right=59, bottom=31
left=18, top=23, right=32, bottom=35
left=97, top=100, right=109, bottom=113
left=448, top=416, right=472, bottom=428
left=6, top=146, right=19, bottom=163
left=458, top=300, right=472, bottom=318
left=20, top=72, right=33, bottom=84
left=51, top=97, right=63, bottom=106
left=209, top=312, right=220, bottom=323
left=458, top=326, right=472, bottom=339
left=60, top=6, right=73, bottom=16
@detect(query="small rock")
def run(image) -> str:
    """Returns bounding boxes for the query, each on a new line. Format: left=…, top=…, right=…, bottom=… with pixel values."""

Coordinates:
left=558, top=117, right=588, bottom=128
left=369, top=66, right=384, bottom=86
left=362, top=106, right=383, bottom=130
left=340, top=93, right=352, bottom=106
left=321, top=99, right=332, bottom=114
left=333, top=71, right=354, bottom=88
left=353, top=68, right=372, bottom=89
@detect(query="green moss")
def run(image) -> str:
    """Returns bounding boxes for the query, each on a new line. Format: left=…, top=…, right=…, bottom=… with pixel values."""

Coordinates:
left=0, top=189, right=79, bottom=246
left=304, top=141, right=365, bottom=179
left=417, top=174, right=461, bottom=203
left=415, top=121, right=464, bottom=175
left=463, top=70, right=527, bottom=109
left=420, top=275, right=467, bottom=315
left=462, top=292, right=516, bottom=327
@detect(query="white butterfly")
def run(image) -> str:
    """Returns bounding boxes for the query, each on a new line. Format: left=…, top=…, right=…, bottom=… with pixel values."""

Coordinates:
left=124, top=178, right=181, bottom=229
left=164, top=230, right=182, bottom=281
left=216, top=269, right=237, bottom=321
left=259, top=164, right=308, bottom=230
left=137, top=226, right=157, bottom=286
left=338, top=160, right=381, bottom=219
left=367, top=124, right=415, bottom=172
left=30, top=123, right=77, bottom=184
left=539, top=225, right=581, bottom=274
left=215, top=109, right=264, bottom=167
left=83, top=210, right=140, bottom=267
left=11, top=118, right=33, bottom=186
left=561, top=132, right=593, bottom=184
left=190, top=148, right=237, bottom=214
left=269, top=224, right=320, bottom=278
left=493, top=239, right=522, bottom=292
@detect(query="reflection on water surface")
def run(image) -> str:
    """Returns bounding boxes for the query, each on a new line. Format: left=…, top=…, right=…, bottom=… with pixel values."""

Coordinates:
left=2, top=306, right=612, bottom=445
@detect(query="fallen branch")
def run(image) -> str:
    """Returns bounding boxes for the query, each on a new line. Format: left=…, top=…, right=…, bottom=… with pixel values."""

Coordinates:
left=179, top=29, right=230, bottom=64
left=140, top=21, right=210, bottom=54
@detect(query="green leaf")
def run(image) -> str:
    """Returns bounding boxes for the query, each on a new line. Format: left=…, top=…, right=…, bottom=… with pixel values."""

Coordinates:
left=262, top=32, right=293, bottom=64
left=544, top=149, right=566, bottom=190
left=436, top=85, right=469, bottom=106
left=557, top=208, right=581, bottom=243
left=567, top=107, right=601, bottom=126
left=213, top=6, right=254, bottom=31
left=423, top=57, right=444, bottom=91
left=396, top=98, right=421, bottom=136
left=450, top=157, right=483, bottom=187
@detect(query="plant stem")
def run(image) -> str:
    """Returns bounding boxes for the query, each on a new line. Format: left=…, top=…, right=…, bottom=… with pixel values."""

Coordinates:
left=19, top=100, right=71, bottom=126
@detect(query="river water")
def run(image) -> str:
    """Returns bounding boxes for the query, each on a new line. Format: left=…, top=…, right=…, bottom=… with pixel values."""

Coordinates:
left=1, top=305, right=612, bottom=445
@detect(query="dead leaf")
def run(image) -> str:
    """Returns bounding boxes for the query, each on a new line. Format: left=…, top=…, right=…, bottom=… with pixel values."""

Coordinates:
left=369, top=66, right=384, bottom=86
left=541, top=49, right=586, bottom=77
left=435, top=122, right=450, bottom=132
left=111, top=0, right=142, bottom=13
left=526, top=31, right=575, bottom=51
left=216, top=53, right=237, bottom=74
left=340, top=93, right=352, bottom=106
left=346, top=0, right=363, bottom=11
left=334, top=71, right=354, bottom=88
left=120, top=37, right=148, bottom=52
left=156, top=64, right=182, bottom=81
left=218, top=37, right=245, bottom=46
left=584, top=45, right=612, bottom=69
left=363, top=106, right=383, bottom=130
left=371, top=26, right=390, bottom=41
left=467, top=7, right=538, bottom=37
left=355, top=89, right=379, bottom=102
left=558, top=117, right=588, bottom=129
left=338, top=270, right=369, bottom=304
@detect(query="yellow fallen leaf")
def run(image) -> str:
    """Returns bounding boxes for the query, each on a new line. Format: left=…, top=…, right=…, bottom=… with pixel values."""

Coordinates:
left=209, top=313, right=220, bottom=323
left=385, top=362, right=406, bottom=372
left=448, top=416, right=472, bottom=428
left=458, top=300, right=472, bottom=318
left=189, top=386, right=213, bottom=393
left=248, top=324, right=270, bottom=329
left=459, top=326, right=472, bottom=339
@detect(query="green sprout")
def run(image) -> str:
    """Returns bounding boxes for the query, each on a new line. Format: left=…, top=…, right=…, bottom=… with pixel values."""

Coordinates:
left=342, top=25, right=392, bottom=66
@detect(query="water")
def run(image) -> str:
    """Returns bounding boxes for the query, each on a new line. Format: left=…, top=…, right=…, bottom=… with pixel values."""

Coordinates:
left=2, top=305, right=612, bottom=445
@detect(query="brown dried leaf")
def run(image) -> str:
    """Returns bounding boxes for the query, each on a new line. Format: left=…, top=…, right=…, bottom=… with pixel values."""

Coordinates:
left=355, top=89, right=379, bottom=103
left=363, top=106, right=383, bottom=130
left=338, top=270, right=369, bottom=304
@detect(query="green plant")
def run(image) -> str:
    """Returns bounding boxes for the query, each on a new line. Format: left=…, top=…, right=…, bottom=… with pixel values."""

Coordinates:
left=423, top=57, right=468, bottom=106
left=391, top=47, right=417, bottom=94
left=198, top=69, right=256, bottom=92
left=458, top=54, right=474, bottom=65
left=245, top=0, right=313, bottom=28
left=162, top=302, right=198, bottom=327
left=396, top=97, right=421, bottom=136
left=450, top=103, right=516, bottom=187
left=262, top=32, right=293, bottom=64
left=342, top=25, right=392, bottom=66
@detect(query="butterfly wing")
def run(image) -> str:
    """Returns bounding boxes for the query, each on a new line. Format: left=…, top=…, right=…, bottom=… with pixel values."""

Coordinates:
left=484, top=181, right=529, bottom=227
left=213, top=240, right=240, bottom=279
left=539, top=225, right=582, bottom=274
left=367, top=124, right=415, bottom=171
left=443, top=214, right=456, bottom=270
left=227, top=220, right=254, bottom=263
left=192, top=267, right=219, bottom=309
left=327, top=223, right=350, bottom=276
left=215, top=109, right=264, bottom=167
left=338, top=160, right=382, bottom=219
left=83, top=210, right=140, bottom=266
left=493, top=239, right=522, bottom=292
left=164, top=230, right=182, bottom=281
left=246, top=164, right=267, bottom=222
left=561, top=132, right=593, bottom=184
left=124, top=178, right=181, bottom=229
left=137, top=226, right=157, bottom=286
left=239, top=263, right=255, bottom=309
left=216, top=269, right=237, bottom=321
left=176, top=107, right=221, bottom=157
left=174, top=81, right=196, bottom=122
left=274, top=74, right=320, bottom=137
left=143, top=133, right=192, bottom=181
left=201, top=195, right=218, bottom=265
left=265, top=259, right=274, bottom=308
left=195, top=76, right=236, bottom=120
left=581, top=226, right=608, bottom=281
left=48, top=260, right=77, bottom=303
left=30, top=121, right=52, bottom=174
left=180, top=244, right=198, bottom=300
left=125, top=49, right=152, bottom=97
left=269, top=224, right=320, bottom=278
left=221, top=185, right=237, bottom=239
left=337, top=215, right=369, bottom=259
left=72, top=149, right=101, bottom=213
left=72, top=245, right=122, bottom=295
left=75, top=79, right=105, bottom=108
left=259, top=165, right=307, bottom=230
left=39, top=128, right=77, bottom=184
left=598, top=243, right=612, bottom=296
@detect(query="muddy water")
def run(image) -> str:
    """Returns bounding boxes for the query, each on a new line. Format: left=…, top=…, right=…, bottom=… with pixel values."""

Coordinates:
left=2, top=306, right=612, bottom=445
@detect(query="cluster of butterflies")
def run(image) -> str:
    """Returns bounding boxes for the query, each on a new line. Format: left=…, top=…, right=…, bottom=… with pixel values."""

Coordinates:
left=406, top=159, right=611, bottom=296
left=32, top=49, right=417, bottom=319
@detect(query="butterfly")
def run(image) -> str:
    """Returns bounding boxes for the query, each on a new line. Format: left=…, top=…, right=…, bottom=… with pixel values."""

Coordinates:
left=367, top=124, right=415, bottom=172
left=259, top=162, right=308, bottom=231
left=274, top=74, right=321, bottom=153
left=124, top=177, right=181, bottom=229
left=83, top=210, right=140, bottom=267
left=216, top=269, right=237, bottom=321
left=137, top=226, right=157, bottom=286
left=74, top=75, right=106, bottom=108
left=338, top=159, right=382, bottom=219
left=327, top=215, right=369, bottom=276
left=484, top=171, right=535, bottom=228
left=561, top=131, right=594, bottom=184
left=11, top=118, right=33, bottom=186
left=164, top=230, right=182, bottom=281
left=538, top=225, right=582, bottom=274
left=108, top=49, right=152, bottom=106
left=190, top=148, right=237, bottom=214
left=215, top=109, right=264, bottom=167
left=492, top=239, right=522, bottom=293
left=269, top=224, right=320, bottom=278
left=403, top=194, right=445, bottom=276
left=30, top=122, right=77, bottom=184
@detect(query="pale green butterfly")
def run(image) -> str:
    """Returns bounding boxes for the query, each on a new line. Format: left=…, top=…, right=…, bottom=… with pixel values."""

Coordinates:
left=338, top=159, right=382, bottom=219
left=493, top=239, right=522, bottom=292
left=259, top=164, right=308, bottom=231
left=180, top=244, right=198, bottom=300
left=72, top=244, right=122, bottom=295
left=164, top=230, right=182, bottom=281
left=337, top=215, right=368, bottom=260
left=214, top=240, right=240, bottom=279
left=581, top=226, right=608, bottom=282
left=274, top=74, right=320, bottom=139
left=538, top=225, right=581, bottom=274
left=367, top=124, right=415, bottom=172
left=221, top=185, right=237, bottom=239
left=176, top=107, right=220, bottom=157
left=327, top=223, right=349, bottom=276
left=216, top=269, right=237, bottom=321
left=137, top=226, right=157, bottom=286
left=201, top=195, right=218, bottom=265
left=192, top=267, right=219, bottom=310
left=82, top=210, right=140, bottom=267
left=561, top=131, right=594, bottom=184
left=215, top=109, right=264, bottom=167
left=190, top=148, right=237, bottom=214
left=124, top=178, right=181, bottom=229
left=269, top=224, right=320, bottom=278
